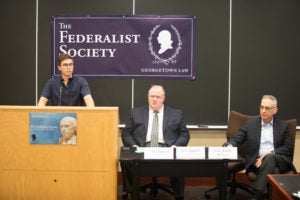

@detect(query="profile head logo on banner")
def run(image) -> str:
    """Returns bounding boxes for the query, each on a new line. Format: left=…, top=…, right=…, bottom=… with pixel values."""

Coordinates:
left=149, top=25, right=182, bottom=66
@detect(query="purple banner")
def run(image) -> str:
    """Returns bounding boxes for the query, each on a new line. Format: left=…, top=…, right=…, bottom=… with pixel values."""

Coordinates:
left=51, top=15, right=196, bottom=79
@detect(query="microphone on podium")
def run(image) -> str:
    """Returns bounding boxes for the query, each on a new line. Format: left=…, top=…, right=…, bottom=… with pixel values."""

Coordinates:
left=31, top=134, right=36, bottom=144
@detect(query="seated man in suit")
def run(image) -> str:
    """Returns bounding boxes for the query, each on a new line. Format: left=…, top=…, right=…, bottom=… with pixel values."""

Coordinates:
left=121, top=84, right=190, bottom=200
left=224, top=95, right=296, bottom=200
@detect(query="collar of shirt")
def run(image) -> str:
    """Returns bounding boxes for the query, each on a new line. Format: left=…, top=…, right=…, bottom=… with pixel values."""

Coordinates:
left=60, top=77, right=73, bottom=86
left=149, top=105, right=164, bottom=114
left=261, top=118, right=273, bottom=126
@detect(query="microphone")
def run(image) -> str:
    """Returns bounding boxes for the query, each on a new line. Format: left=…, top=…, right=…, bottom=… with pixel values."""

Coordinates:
left=31, top=134, right=36, bottom=144
left=58, top=86, right=62, bottom=106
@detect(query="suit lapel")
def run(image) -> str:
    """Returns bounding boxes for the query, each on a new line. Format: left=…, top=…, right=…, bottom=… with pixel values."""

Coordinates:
left=272, top=118, right=279, bottom=146
left=163, top=107, right=169, bottom=132
left=256, top=118, right=262, bottom=146
left=143, top=106, right=149, bottom=133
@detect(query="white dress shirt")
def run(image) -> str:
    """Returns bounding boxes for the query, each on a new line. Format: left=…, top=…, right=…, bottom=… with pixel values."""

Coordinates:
left=259, top=119, right=274, bottom=156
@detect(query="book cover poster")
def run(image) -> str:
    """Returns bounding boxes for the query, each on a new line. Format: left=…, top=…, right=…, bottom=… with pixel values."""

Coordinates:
left=30, top=112, right=77, bottom=144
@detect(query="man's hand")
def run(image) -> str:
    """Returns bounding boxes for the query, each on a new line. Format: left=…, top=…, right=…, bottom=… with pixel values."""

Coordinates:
left=255, top=152, right=272, bottom=168
left=226, top=144, right=233, bottom=147
left=255, top=156, right=264, bottom=168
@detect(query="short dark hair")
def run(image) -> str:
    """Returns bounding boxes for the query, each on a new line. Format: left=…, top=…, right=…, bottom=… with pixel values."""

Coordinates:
left=57, top=53, right=73, bottom=66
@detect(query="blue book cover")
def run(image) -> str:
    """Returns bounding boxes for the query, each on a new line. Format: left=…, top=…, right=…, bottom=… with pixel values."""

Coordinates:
left=30, top=112, right=77, bottom=144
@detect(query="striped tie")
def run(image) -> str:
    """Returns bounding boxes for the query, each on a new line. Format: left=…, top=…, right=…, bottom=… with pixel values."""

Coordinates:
left=150, top=110, right=159, bottom=147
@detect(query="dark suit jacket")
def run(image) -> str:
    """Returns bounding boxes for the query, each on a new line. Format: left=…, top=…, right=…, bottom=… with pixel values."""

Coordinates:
left=228, top=117, right=295, bottom=171
left=122, top=105, right=190, bottom=147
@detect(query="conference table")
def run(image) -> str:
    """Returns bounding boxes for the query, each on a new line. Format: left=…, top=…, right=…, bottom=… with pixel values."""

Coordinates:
left=267, top=174, right=300, bottom=200
left=119, top=147, right=238, bottom=200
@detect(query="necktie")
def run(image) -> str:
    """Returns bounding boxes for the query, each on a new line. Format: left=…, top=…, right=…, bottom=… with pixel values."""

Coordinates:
left=150, top=110, right=159, bottom=147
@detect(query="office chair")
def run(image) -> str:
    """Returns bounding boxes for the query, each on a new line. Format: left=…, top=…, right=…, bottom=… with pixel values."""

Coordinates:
left=246, top=118, right=297, bottom=183
left=204, top=110, right=257, bottom=199
left=205, top=112, right=297, bottom=199
left=140, top=177, right=174, bottom=197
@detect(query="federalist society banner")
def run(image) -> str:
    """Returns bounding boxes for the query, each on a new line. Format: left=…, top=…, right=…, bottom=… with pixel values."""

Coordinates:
left=51, top=15, right=196, bottom=79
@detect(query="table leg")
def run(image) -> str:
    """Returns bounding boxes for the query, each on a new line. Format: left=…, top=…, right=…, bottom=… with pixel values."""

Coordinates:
left=132, top=162, right=141, bottom=200
left=217, top=161, right=228, bottom=200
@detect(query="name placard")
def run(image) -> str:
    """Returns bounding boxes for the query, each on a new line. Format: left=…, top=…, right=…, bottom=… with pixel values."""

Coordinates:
left=208, top=147, right=237, bottom=159
left=143, top=147, right=174, bottom=159
left=176, top=146, right=205, bottom=159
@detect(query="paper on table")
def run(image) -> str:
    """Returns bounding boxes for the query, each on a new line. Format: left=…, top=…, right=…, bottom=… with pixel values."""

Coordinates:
left=176, top=146, right=206, bottom=159
left=143, top=147, right=174, bottom=159
left=208, top=146, right=237, bottom=159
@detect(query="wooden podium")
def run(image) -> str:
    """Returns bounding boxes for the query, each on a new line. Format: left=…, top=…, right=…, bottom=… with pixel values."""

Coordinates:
left=0, top=106, right=119, bottom=200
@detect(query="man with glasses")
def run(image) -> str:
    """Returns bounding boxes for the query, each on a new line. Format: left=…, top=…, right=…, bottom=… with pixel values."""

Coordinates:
left=224, top=95, right=296, bottom=200
left=38, top=53, right=95, bottom=106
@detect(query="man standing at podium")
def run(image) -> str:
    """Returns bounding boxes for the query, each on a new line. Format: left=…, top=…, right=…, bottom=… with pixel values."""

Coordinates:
left=121, top=84, right=190, bottom=200
left=37, top=53, right=95, bottom=107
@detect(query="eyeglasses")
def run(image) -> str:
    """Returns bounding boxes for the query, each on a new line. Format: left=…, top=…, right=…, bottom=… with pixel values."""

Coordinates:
left=260, top=105, right=275, bottom=111
left=61, top=63, right=74, bottom=67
